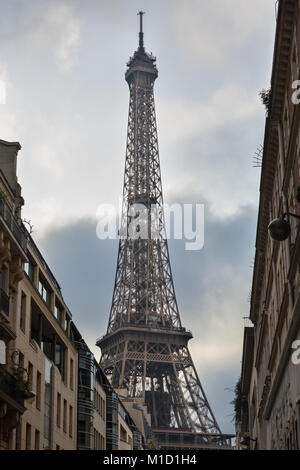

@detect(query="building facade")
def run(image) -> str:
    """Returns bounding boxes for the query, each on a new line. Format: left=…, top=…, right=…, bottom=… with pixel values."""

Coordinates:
left=0, top=139, right=78, bottom=450
left=240, top=0, right=300, bottom=450
left=71, top=325, right=146, bottom=451
left=13, top=235, right=78, bottom=450
left=0, top=140, right=30, bottom=450
left=70, top=327, right=107, bottom=451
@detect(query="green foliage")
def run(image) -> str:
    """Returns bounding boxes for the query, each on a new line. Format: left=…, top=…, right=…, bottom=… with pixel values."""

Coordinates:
left=231, top=377, right=242, bottom=423
left=259, top=88, right=272, bottom=114
left=11, top=366, right=30, bottom=394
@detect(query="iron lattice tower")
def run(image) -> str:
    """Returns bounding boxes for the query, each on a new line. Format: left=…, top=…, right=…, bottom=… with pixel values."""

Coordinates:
left=97, top=13, right=225, bottom=446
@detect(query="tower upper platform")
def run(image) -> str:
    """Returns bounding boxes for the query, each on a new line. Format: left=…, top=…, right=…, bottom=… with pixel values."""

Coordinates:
left=125, top=12, right=158, bottom=85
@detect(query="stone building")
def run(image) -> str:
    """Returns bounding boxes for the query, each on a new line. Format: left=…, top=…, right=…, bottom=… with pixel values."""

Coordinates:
left=14, top=234, right=78, bottom=450
left=0, top=139, right=78, bottom=449
left=240, top=0, right=300, bottom=450
left=0, top=140, right=30, bottom=449
left=70, top=325, right=107, bottom=450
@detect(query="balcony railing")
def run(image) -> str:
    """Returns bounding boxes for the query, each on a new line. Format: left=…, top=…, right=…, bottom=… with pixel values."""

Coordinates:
left=0, top=199, right=27, bottom=252
left=0, top=288, right=9, bottom=316
left=0, top=366, right=29, bottom=407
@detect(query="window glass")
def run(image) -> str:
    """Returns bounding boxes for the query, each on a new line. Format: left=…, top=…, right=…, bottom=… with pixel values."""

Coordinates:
left=54, top=304, right=62, bottom=324
left=0, top=340, right=6, bottom=364
left=38, top=277, right=51, bottom=307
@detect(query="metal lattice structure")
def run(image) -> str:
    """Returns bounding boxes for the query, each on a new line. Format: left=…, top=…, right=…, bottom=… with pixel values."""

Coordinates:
left=97, top=13, right=228, bottom=446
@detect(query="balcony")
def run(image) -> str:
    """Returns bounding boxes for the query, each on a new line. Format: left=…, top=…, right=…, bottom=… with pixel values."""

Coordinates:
left=0, top=366, right=30, bottom=409
left=0, top=199, right=27, bottom=253
left=0, top=288, right=9, bottom=317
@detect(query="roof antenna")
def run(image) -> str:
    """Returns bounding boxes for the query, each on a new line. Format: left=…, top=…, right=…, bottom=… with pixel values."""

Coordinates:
left=138, top=11, right=145, bottom=49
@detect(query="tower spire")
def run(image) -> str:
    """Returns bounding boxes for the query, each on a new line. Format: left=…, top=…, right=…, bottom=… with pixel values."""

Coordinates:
left=138, top=10, right=145, bottom=49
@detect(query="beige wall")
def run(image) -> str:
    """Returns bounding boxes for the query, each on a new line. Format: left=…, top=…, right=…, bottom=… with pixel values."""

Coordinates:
left=93, top=376, right=106, bottom=449
left=8, top=244, right=77, bottom=450
left=0, top=139, right=79, bottom=451
left=118, top=413, right=132, bottom=450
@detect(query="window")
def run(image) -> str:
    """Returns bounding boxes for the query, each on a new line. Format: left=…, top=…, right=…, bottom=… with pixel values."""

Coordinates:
left=34, top=429, right=40, bottom=450
left=43, top=358, right=52, bottom=450
left=64, top=316, right=70, bottom=334
left=55, top=343, right=64, bottom=376
left=20, top=292, right=26, bottom=332
left=120, top=424, right=127, bottom=442
left=19, top=352, right=24, bottom=368
left=24, top=259, right=35, bottom=283
left=38, top=275, right=51, bottom=307
left=54, top=302, right=62, bottom=325
left=0, top=265, right=8, bottom=293
left=28, top=362, right=33, bottom=391
left=0, top=340, right=6, bottom=364
left=63, top=399, right=67, bottom=433
left=101, top=397, right=105, bottom=420
left=36, top=371, right=41, bottom=409
left=69, top=405, right=73, bottom=437
left=57, top=393, right=61, bottom=427
left=26, top=423, right=31, bottom=450
left=70, top=358, right=74, bottom=390
left=94, top=429, right=101, bottom=450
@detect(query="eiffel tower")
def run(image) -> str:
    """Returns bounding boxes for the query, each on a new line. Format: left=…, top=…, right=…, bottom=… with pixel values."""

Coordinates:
left=97, top=12, right=231, bottom=449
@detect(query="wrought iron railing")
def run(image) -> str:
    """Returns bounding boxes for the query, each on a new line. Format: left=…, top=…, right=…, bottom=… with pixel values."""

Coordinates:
left=0, top=366, right=29, bottom=406
left=0, top=288, right=9, bottom=316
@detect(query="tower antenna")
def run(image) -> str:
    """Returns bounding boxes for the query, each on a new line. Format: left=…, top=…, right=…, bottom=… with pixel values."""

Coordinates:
left=138, top=10, right=145, bottom=49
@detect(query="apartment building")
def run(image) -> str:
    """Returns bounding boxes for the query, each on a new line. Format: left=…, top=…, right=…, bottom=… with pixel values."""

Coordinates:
left=0, top=140, right=30, bottom=450
left=70, top=325, right=106, bottom=450
left=240, top=0, right=300, bottom=450
left=71, top=325, right=144, bottom=451
left=105, top=386, right=134, bottom=451
left=93, top=364, right=106, bottom=450
left=0, top=139, right=78, bottom=450
left=13, top=234, right=78, bottom=450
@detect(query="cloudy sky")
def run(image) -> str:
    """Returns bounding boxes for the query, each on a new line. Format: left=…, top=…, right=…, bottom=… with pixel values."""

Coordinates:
left=0, top=0, right=277, bottom=433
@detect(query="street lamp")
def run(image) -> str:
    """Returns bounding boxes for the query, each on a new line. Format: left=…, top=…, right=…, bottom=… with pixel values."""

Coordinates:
left=268, top=212, right=300, bottom=241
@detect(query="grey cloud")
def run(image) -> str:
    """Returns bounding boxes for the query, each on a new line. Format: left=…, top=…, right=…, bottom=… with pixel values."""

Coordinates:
left=36, top=202, right=257, bottom=433
left=0, top=0, right=273, bottom=242
left=0, top=0, right=275, bottom=435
